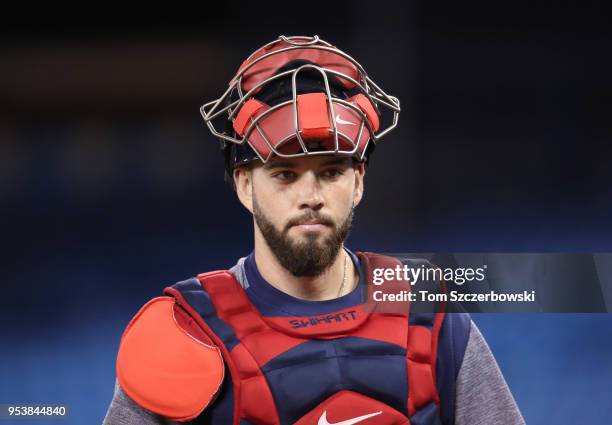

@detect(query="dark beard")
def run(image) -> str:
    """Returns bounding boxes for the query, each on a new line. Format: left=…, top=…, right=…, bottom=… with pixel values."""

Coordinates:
left=253, top=198, right=353, bottom=277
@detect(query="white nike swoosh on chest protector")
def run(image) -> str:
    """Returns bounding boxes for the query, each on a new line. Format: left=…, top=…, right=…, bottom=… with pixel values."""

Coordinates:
left=318, top=410, right=383, bottom=425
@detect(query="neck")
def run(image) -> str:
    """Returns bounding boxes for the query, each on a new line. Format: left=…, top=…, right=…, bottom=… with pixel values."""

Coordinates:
left=253, top=231, right=357, bottom=301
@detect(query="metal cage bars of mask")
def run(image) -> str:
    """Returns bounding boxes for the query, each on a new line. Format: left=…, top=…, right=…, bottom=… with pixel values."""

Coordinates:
left=199, top=35, right=401, bottom=163
left=244, top=65, right=368, bottom=162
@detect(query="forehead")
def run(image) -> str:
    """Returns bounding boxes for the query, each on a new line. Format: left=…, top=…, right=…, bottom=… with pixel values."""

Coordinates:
left=260, top=154, right=354, bottom=171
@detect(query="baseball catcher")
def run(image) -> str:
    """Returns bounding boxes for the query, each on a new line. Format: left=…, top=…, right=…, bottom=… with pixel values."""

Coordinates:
left=103, top=35, right=524, bottom=425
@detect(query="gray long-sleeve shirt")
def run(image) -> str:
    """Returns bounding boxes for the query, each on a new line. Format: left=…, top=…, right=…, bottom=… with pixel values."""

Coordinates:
left=103, top=258, right=524, bottom=425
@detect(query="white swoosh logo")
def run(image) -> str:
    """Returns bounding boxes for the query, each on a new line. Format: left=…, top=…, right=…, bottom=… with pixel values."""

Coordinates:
left=318, top=410, right=382, bottom=425
left=335, top=114, right=356, bottom=126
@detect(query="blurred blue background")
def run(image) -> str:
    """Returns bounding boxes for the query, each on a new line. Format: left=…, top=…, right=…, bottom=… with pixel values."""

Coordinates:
left=1, top=2, right=611, bottom=424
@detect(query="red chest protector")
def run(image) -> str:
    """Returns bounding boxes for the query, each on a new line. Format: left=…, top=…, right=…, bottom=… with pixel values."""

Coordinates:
left=117, top=252, right=446, bottom=425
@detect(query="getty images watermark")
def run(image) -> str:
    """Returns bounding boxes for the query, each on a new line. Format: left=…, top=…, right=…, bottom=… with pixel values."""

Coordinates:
left=365, top=253, right=612, bottom=313
left=370, top=263, right=536, bottom=304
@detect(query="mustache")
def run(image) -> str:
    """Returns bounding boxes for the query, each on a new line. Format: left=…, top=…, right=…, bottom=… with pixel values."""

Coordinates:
left=284, top=211, right=335, bottom=230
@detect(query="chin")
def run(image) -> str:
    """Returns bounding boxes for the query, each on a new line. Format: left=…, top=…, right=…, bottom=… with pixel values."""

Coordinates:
left=291, top=231, right=327, bottom=245
left=291, top=227, right=328, bottom=239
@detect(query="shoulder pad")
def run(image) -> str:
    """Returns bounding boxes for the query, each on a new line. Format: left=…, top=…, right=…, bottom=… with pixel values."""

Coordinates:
left=116, top=296, right=224, bottom=422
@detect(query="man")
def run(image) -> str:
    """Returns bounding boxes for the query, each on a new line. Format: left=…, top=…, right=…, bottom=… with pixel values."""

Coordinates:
left=103, top=35, right=524, bottom=425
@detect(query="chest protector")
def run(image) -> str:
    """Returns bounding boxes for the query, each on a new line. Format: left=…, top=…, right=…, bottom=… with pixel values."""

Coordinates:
left=117, top=252, right=446, bottom=425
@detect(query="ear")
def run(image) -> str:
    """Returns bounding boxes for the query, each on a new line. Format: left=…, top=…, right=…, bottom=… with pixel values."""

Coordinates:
left=233, top=166, right=253, bottom=213
left=352, top=162, right=366, bottom=207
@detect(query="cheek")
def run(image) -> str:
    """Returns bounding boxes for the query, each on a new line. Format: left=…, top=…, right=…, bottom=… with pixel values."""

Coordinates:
left=252, top=182, right=293, bottom=225
left=328, top=181, right=356, bottom=215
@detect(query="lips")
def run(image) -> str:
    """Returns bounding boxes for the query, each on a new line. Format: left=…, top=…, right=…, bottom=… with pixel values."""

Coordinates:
left=297, top=220, right=325, bottom=226
left=290, top=218, right=331, bottom=233
left=293, top=222, right=328, bottom=232
left=286, top=214, right=334, bottom=232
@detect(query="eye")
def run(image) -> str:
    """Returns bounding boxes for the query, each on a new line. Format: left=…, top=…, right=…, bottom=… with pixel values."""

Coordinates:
left=272, top=170, right=297, bottom=182
left=321, top=168, right=344, bottom=179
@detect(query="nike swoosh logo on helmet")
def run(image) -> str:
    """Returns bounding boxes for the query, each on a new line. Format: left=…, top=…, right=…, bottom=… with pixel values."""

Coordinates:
left=335, top=114, right=356, bottom=126
left=318, top=410, right=382, bottom=425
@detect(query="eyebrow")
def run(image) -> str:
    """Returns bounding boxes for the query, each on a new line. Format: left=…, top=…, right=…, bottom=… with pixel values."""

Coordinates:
left=263, top=161, right=297, bottom=170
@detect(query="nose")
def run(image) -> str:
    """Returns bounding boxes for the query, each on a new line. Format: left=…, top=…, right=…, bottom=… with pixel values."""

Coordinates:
left=296, top=171, right=324, bottom=211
